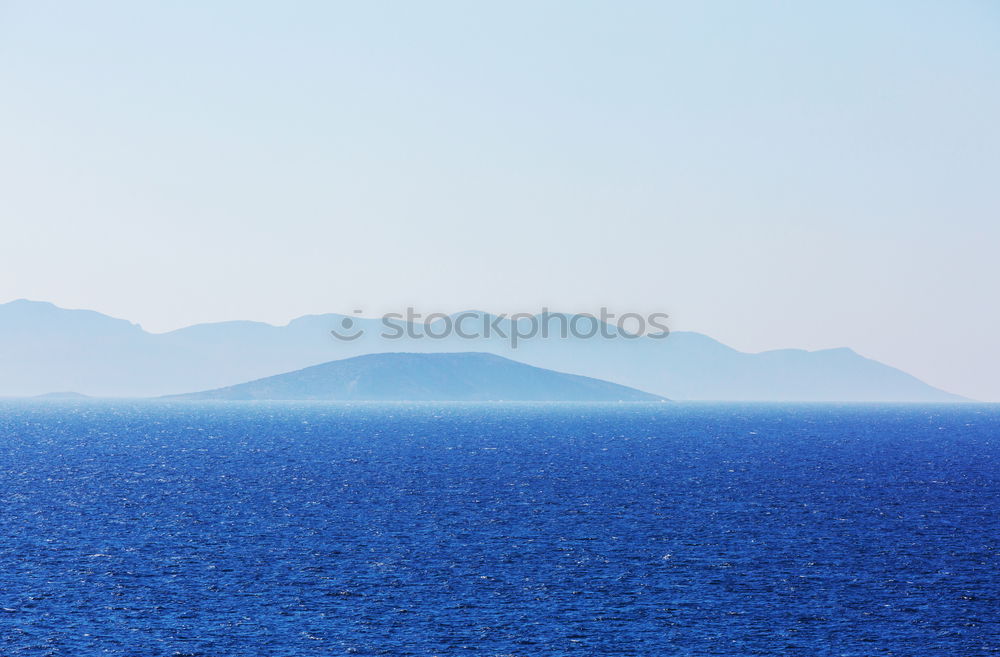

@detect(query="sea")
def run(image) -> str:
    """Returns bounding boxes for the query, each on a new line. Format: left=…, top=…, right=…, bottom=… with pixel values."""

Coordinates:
left=0, top=401, right=996, bottom=656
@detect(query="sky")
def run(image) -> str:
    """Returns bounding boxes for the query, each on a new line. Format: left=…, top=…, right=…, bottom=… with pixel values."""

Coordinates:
left=1, top=1, right=998, bottom=400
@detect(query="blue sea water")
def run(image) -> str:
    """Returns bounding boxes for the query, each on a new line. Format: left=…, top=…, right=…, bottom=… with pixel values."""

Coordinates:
left=0, top=402, right=996, bottom=656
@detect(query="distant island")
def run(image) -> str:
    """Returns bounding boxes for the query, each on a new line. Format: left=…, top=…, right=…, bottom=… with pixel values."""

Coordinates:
left=33, top=391, right=91, bottom=400
left=164, top=352, right=665, bottom=402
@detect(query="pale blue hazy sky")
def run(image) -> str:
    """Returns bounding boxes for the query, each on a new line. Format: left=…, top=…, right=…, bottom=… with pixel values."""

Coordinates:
left=1, top=1, right=998, bottom=400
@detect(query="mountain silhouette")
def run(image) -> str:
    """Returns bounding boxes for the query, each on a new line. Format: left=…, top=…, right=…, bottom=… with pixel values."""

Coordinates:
left=0, top=299, right=967, bottom=401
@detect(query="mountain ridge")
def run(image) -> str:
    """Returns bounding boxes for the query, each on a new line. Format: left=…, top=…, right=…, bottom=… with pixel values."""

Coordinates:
left=0, top=299, right=968, bottom=401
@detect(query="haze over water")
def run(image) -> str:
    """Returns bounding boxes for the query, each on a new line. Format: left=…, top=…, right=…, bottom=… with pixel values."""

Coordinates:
left=0, top=401, right=996, bottom=655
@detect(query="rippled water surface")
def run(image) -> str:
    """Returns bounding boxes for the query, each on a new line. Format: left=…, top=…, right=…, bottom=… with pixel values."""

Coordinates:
left=0, top=401, right=997, bottom=655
